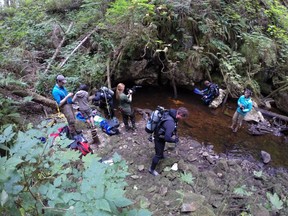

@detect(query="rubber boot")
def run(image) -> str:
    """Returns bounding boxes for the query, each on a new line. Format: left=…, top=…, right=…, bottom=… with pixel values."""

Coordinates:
left=125, top=125, right=131, bottom=132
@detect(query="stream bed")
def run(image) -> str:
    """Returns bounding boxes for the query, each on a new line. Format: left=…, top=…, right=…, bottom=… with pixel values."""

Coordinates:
left=131, top=86, right=287, bottom=168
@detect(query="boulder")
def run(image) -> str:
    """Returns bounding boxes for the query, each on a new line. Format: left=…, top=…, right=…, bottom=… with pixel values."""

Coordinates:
left=209, top=89, right=227, bottom=109
left=261, top=151, right=271, bottom=164
left=274, top=90, right=288, bottom=115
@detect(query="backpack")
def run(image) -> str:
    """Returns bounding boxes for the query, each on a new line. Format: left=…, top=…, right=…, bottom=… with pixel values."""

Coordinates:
left=145, top=106, right=168, bottom=134
left=67, top=134, right=93, bottom=156
left=211, top=84, right=220, bottom=97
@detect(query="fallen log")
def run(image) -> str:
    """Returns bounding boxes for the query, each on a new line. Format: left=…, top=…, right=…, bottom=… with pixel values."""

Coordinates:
left=254, top=107, right=288, bottom=122
left=3, top=86, right=58, bottom=110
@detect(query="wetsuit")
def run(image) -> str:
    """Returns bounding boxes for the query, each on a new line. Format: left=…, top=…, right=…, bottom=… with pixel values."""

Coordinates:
left=150, top=109, right=178, bottom=171
left=202, top=83, right=219, bottom=105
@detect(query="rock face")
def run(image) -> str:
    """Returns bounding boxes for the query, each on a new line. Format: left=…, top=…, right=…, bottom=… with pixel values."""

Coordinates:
left=113, top=58, right=288, bottom=115
left=274, top=91, right=288, bottom=115
left=114, top=58, right=201, bottom=87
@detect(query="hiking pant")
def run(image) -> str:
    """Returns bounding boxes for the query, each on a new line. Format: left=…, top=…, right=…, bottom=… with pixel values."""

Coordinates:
left=60, top=104, right=76, bottom=135
left=150, top=138, right=165, bottom=171
left=232, top=110, right=245, bottom=127
left=121, top=109, right=135, bottom=128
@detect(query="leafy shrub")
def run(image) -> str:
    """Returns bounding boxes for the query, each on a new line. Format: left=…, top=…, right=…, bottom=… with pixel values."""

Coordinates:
left=0, top=123, right=151, bottom=215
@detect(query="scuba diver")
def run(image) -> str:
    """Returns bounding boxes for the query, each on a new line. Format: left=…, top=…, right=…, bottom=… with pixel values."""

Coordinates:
left=195, top=80, right=219, bottom=105
left=149, top=107, right=189, bottom=176
left=92, top=86, right=115, bottom=119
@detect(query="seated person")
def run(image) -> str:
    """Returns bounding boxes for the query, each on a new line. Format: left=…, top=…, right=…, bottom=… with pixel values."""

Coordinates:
left=92, top=86, right=115, bottom=119
left=201, top=80, right=219, bottom=105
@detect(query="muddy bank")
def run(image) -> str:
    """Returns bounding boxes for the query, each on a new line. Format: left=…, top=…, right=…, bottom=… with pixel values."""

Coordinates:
left=81, top=116, right=288, bottom=216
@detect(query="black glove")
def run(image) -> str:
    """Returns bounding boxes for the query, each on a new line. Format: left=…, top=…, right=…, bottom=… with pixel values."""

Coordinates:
left=174, top=137, right=179, bottom=144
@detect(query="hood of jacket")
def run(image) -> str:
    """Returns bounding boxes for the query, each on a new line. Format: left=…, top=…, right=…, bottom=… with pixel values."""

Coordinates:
left=168, top=109, right=177, bottom=121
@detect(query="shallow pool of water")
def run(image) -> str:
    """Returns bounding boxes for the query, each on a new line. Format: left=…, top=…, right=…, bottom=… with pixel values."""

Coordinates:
left=131, top=86, right=287, bottom=168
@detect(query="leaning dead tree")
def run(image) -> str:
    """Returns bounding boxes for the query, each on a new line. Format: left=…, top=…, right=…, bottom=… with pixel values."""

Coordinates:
left=3, top=85, right=58, bottom=110
left=58, top=26, right=99, bottom=68
left=44, top=22, right=74, bottom=74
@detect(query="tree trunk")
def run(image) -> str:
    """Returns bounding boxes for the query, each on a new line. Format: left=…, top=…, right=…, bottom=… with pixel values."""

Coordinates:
left=106, top=57, right=111, bottom=89
left=255, top=107, right=288, bottom=122
left=58, top=27, right=99, bottom=68
left=3, top=86, right=58, bottom=110
left=44, top=22, right=73, bottom=74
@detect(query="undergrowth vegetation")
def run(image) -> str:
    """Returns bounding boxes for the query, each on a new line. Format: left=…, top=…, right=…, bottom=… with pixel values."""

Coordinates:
left=0, top=0, right=287, bottom=96
left=0, top=122, right=151, bottom=215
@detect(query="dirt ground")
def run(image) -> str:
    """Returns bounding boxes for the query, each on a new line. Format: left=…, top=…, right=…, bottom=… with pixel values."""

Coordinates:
left=7, top=100, right=288, bottom=215
left=81, top=112, right=288, bottom=216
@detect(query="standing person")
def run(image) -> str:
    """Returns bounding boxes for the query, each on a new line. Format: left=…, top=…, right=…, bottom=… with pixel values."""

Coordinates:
left=201, top=80, right=219, bottom=105
left=230, top=89, right=253, bottom=133
left=72, top=84, right=95, bottom=129
left=149, top=107, right=189, bottom=176
left=52, top=74, right=77, bottom=138
left=116, top=83, right=136, bottom=131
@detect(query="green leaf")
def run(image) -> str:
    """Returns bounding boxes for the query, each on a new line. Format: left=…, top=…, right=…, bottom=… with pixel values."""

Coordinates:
left=113, top=197, right=133, bottom=207
left=62, top=192, right=82, bottom=204
left=53, top=176, right=62, bottom=187
left=3, top=125, right=15, bottom=142
left=253, top=170, right=262, bottom=178
left=38, top=184, right=49, bottom=195
left=266, top=192, right=283, bottom=210
left=233, top=185, right=252, bottom=197
left=105, top=188, right=124, bottom=201
left=1, top=189, right=8, bottom=206
left=112, top=152, right=122, bottom=163
left=5, top=157, right=23, bottom=168
left=95, top=199, right=111, bottom=212
left=180, top=172, right=195, bottom=185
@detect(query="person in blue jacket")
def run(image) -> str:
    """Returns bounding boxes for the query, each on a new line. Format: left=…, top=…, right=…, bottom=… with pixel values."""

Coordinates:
left=230, top=89, right=253, bottom=133
left=52, top=74, right=77, bottom=138
left=149, top=107, right=189, bottom=176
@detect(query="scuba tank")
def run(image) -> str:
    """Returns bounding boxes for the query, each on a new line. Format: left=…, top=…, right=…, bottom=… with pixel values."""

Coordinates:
left=145, top=106, right=166, bottom=134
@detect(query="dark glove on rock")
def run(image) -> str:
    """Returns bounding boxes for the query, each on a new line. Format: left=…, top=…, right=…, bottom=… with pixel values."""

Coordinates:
left=174, top=137, right=179, bottom=144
